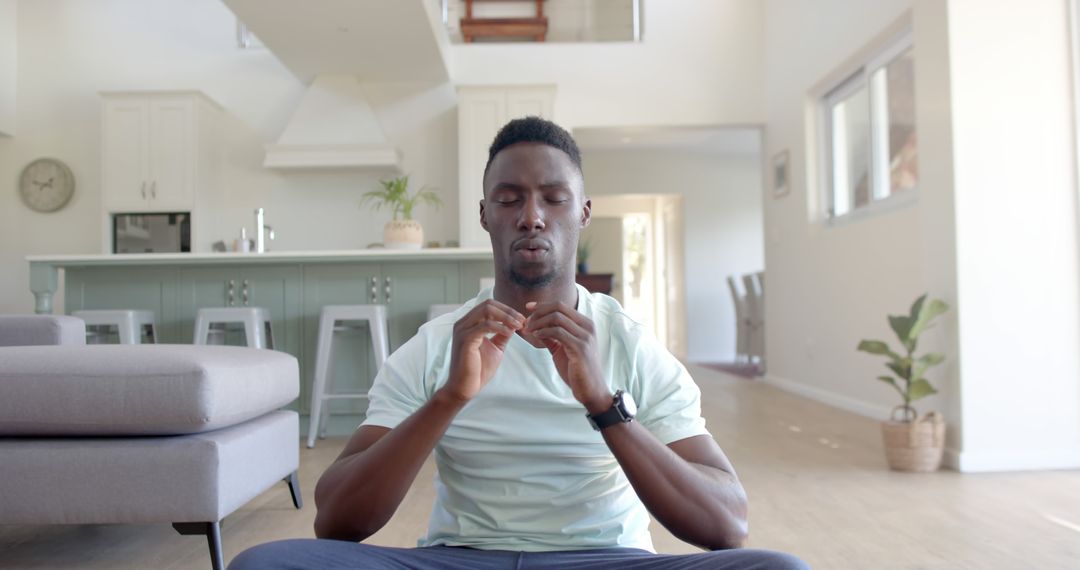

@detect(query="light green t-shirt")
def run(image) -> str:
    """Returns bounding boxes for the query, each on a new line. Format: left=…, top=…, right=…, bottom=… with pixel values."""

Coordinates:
left=362, top=285, right=709, bottom=552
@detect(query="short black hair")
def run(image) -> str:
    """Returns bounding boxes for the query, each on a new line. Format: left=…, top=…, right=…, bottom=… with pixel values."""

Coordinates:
left=484, top=116, right=583, bottom=178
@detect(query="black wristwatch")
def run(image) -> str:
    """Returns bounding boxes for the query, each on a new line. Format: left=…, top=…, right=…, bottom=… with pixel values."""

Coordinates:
left=586, top=390, right=637, bottom=431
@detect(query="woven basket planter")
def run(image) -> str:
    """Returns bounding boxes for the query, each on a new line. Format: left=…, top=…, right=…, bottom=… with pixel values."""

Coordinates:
left=384, top=220, right=423, bottom=250
left=881, top=410, right=945, bottom=472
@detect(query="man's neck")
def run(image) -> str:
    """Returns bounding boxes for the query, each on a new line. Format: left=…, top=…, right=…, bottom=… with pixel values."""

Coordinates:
left=493, top=277, right=579, bottom=315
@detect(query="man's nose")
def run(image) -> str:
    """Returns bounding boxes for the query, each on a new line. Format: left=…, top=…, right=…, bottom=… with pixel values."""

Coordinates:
left=517, top=196, right=545, bottom=231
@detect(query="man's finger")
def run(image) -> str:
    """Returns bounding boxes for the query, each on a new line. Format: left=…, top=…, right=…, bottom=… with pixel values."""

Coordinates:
left=488, top=331, right=513, bottom=352
left=474, top=299, right=527, bottom=324
left=531, top=326, right=586, bottom=355
left=470, top=319, right=517, bottom=339
left=526, top=310, right=590, bottom=340
left=525, top=301, right=590, bottom=329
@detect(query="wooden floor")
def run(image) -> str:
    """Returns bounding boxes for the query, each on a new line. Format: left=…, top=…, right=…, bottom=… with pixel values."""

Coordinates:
left=2, top=364, right=1078, bottom=569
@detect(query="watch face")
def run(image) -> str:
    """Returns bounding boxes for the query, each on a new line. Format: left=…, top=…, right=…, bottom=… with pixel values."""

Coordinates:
left=19, top=158, right=76, bottom=213
left=620, top=391, right=638, bottom=417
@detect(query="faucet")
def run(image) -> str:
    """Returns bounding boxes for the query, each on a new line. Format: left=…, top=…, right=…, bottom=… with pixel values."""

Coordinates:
left=254, top=208, right=275, bottom=253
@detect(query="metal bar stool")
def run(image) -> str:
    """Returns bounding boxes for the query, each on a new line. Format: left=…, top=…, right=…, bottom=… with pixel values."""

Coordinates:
left=193, top=307, right=275, bottom=349
left=72, top=309, right=157, bottom=345
left=307, top=305, right=389, bottom=448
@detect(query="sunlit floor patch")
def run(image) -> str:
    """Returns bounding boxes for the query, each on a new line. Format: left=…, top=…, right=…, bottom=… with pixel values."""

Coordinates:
left=1043, top=513, right=1080, bottom=534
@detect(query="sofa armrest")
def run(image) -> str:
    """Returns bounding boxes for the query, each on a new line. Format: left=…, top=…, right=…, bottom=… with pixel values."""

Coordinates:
left=0, top=315, right=86, bottom=347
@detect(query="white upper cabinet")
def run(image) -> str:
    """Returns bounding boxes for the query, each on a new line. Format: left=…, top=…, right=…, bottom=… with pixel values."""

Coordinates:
left=101, top=92, right=219, bottom=213
left=457, top=86, right=555, bottom=249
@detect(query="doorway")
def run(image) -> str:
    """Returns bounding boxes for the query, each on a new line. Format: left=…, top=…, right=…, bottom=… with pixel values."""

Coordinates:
left=575, top=125, right=765, bottom=364
left=582, top=194, right=685, bottom=356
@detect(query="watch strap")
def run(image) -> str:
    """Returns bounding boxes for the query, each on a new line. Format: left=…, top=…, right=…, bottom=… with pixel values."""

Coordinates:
left=587, top=390, right=633, bottom=431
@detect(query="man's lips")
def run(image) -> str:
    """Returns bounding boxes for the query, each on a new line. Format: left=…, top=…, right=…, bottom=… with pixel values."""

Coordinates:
left=513, top=237, right=551, bottom=252
left=512, top=238, right=551, bottom=262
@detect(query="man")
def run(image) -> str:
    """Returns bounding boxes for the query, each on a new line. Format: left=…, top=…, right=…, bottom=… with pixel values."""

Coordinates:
left=231, top=118, right=807, bottom=569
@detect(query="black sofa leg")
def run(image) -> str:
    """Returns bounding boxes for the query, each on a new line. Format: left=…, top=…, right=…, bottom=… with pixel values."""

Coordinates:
left=284, top=470, right=303, bottom=509
left=173, top=521, right=224, bottom=570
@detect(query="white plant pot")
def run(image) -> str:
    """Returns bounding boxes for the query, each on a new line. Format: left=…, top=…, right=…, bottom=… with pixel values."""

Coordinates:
left=383, top=219, right=424, bottom=249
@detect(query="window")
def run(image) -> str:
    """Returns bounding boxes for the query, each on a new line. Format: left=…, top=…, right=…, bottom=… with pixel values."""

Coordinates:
left=823, top=33, right=917, bottom=219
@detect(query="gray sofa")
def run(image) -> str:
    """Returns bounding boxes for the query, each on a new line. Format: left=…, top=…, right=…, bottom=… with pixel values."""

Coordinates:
left=0, top=315, right=302, bottom=570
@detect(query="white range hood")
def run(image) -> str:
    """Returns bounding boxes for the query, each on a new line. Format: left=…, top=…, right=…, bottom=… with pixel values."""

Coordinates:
left=264, top=75, right=403, bottom=171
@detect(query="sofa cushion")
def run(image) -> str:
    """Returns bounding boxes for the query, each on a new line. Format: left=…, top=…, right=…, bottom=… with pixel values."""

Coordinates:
left=0, top=315, right=86, bottom=347
left=0, top=345, right=299, bottom=436
left=0, top=410, right=299, bottom=524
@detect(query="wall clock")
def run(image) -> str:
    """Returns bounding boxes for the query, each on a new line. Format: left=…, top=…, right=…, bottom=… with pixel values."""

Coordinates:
left=19, top=157, right=76, bottom=213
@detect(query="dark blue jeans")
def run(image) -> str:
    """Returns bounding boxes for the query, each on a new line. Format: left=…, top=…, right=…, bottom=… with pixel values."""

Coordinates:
left=228, top=540, right=810, bottom=569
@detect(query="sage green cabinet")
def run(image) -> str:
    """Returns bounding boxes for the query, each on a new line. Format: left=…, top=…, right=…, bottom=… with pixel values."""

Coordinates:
left=382, top=261, right=460, bottom=350
left=298, top=262, right=461, bottom=415
left=177, top=265, right=302, bottom=358
left=65, top=267, right=180, bottom=342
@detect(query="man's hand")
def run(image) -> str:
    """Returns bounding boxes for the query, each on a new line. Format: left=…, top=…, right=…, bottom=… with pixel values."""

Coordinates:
left=443, top=300, right=526, bottom=403
left=523, top=301, right=611, bottom=413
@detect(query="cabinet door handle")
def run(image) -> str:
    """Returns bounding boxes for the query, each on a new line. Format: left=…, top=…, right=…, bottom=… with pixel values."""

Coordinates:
left=370, top=276, right=377, bottom=303
left=242, top=279, right=249, bottom=306
left=140, top=181, right=146, bottom=199
left=150, top=181, right=157, bottom=199
left=384, top=276, right=392, bottom=303
left=227, top=279, right=236, bottom=306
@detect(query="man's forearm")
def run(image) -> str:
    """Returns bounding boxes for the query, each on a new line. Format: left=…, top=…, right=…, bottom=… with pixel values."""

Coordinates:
left=313, top=390, right=466, bottom=541
left=601, top=423, right=749, bottom=550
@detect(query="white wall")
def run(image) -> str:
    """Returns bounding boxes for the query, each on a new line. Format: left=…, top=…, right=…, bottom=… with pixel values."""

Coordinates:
left=584, top=149, right=764, bottom=363
left=0, top=0, right=458, bottom=315
left=764, top=0, right=1080, bottom=471
left=0, top=0, right=14, bottom=136
left=451, top=0, right=765, bottom=129
left=946, top=0, right=1080, bottom=471
left=760, top=0, right=928, bottom=416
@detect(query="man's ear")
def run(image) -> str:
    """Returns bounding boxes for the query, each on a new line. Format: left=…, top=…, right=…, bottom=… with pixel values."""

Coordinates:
left=479, top=199, right=489, bottom=232
left=581, top=198, right=592, bottom=229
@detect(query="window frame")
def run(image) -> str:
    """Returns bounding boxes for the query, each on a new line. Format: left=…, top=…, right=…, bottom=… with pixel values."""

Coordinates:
left=819, top=29, right=917, bottom=224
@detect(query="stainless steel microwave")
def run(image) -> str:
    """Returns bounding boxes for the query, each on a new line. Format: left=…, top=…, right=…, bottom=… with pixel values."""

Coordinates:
left=113, top=213, right=191, bottom=254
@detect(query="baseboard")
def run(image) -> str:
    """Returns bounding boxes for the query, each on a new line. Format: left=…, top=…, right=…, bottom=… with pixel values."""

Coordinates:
left=942, top=447, right=962, bottom=471
left=950, top=447, right=1080, bottom=472
left=760, top=376, right=1080, bottom=472
left=761, top=373, right=893, bottom=421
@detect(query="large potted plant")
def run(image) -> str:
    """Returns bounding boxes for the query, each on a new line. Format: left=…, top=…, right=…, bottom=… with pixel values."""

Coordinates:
left=857, top=294, right=949, bottom=472
left=360, top=175, right=442, bottom=249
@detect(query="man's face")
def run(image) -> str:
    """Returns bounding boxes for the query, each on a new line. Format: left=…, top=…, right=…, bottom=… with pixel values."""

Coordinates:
left=480, top=142, right=591, bottom=289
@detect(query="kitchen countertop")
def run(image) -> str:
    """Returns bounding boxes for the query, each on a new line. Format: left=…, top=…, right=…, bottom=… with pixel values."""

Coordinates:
left=27, top=247, right=494, bottom=266
left=27, top=247, right=494, bottom=313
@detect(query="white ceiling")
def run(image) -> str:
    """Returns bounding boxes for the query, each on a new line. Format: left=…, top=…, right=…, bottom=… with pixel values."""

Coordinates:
left=573, top=126, right=762, bottom=156
left=223, top=0, right=450, bottom=84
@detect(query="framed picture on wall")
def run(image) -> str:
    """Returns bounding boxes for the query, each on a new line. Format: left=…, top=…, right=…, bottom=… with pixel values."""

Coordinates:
left=772, top=150, right=790, bottom=198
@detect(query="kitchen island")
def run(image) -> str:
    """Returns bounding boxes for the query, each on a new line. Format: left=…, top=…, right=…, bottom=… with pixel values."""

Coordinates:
left=28, top=248, right=494, bottom=432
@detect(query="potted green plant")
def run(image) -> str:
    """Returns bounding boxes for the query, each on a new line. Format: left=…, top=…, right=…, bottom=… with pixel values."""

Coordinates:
left=576, top=237, right=591, bottom=274
left=857, top=294, right=949, bottom=472
left=360, top=175, right=441, bottom=249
